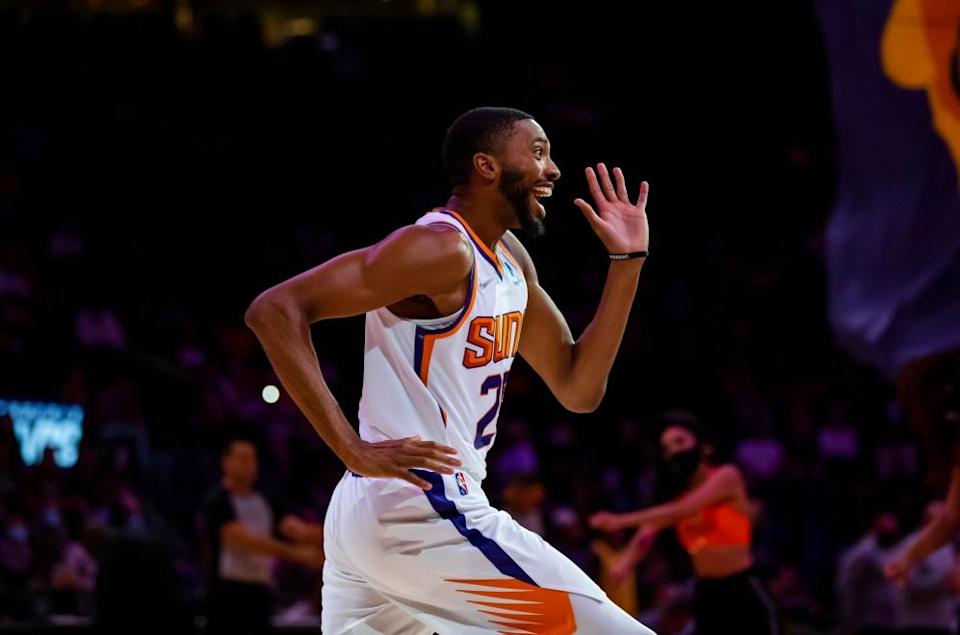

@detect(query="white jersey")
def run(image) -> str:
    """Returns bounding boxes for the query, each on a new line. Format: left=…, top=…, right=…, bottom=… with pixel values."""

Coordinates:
left=357, top=209, right=527, bottom=482
left=325, top=209, right=654, bottom=634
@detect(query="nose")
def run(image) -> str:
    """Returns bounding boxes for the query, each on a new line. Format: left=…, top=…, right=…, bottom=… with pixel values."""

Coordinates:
left=545, top=157, right=560, bottom=182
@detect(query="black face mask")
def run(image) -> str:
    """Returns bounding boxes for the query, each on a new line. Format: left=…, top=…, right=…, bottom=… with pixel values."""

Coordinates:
left=666, top=446, right=702, bottom=483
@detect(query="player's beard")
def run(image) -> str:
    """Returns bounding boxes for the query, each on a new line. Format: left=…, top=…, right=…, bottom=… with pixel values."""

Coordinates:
left=499, top=167, right=545, bottom=238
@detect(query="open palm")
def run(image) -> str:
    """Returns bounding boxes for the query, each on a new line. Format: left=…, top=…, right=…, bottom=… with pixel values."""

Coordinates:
left=574, top=163, right=649, bottom=254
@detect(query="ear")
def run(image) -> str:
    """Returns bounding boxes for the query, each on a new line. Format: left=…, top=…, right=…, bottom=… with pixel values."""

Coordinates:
left=472, top=152, right=499, bottom=182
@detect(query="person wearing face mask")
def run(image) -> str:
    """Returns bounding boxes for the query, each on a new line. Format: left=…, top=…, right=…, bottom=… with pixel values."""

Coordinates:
left=590, top=411, right=779, bottom=634
left=835, top=507, right=908, bottom=635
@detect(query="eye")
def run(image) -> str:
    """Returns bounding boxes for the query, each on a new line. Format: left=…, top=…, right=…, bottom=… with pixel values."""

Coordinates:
left=534, top=147, right=545, bottom=159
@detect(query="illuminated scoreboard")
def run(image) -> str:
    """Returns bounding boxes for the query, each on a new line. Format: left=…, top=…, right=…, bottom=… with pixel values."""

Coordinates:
left=0, top=399, right=84, bottom=468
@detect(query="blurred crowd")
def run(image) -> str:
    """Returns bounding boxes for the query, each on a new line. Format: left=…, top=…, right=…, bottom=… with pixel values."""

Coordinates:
left=0, top=4, right=955, bottom=634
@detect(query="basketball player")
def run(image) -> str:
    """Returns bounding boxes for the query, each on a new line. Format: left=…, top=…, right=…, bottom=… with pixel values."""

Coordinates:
left=245, top=107, right=655, bottom=634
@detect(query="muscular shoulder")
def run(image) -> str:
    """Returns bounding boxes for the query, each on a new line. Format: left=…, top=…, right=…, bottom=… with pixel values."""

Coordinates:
left=500, top=230, right=538, bottom=283
left=370, top=223, right=473, bottom=286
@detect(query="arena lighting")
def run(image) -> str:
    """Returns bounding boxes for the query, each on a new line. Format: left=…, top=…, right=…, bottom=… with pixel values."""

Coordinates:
left=262, top=385, right=280, bottom=404
left=0, top=399, right=84, bottom=468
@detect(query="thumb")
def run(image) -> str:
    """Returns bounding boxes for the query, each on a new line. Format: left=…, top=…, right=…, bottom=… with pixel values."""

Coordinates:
left=575, top=198, right=603, bottom=229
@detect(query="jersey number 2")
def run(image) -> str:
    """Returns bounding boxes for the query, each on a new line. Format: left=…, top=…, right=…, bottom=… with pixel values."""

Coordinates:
left=474, top=372, right=509, bottom=449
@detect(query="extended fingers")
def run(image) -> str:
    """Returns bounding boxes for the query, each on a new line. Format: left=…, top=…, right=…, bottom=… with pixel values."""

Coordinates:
left=596, top=163, right=618, bottom=202
left=613, top=167, right=630, bottom=202
left=636, top=180, right=649, bottom=208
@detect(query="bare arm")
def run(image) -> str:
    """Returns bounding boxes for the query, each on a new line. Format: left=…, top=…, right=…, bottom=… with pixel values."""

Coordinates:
left=623, top=524, right=659, bottom=558
left=899, top=512, right=960, bottom=571
left=605, top=524, right=660, bottom=586
left=244, top=224, right=470, bottom=490
left=590, top=466, right=743, bottom=531
left=221, top=522, right=322, bottom=567
left=619, top=524, right=659, bottom=565
left=279, top=515, right=324, bottom=547
left=514, top=164, right=649, bottom=413
left=887, top=467, right=960, bottom=583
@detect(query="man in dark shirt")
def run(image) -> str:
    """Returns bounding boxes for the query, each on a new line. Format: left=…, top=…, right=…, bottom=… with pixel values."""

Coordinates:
left=201, top=435, right=323, bottom=635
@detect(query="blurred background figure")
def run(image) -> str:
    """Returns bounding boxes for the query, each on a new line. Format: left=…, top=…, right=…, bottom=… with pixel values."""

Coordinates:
left=93, top=487, right=193, bottom=635
left=887, top=364, right=960, bottom=586
left=819, top=0, right=960, bottom=592
left=895, top=501, right=960, bottom=635
left=591, top=413, right=778, bottom=635
left=591, top=526, right=643, bottom=618
left=0, top=511, right=34, bottom=621
left=500, top=472, right=547, bottom=536
left=836, top=506, right=906, bottom=635
left=835, top=499, right=960, bottom=635
left=49, top=510, right=97, bottom=618
left=201, top=434, right=323, bottom=635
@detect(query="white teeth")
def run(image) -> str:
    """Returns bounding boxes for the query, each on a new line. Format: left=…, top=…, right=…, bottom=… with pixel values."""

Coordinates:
left=533, top=187, right=553, bottom=198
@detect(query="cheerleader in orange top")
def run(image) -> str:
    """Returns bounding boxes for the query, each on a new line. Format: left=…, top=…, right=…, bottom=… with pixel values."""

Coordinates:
left=590, top=412, right=779, bottom=635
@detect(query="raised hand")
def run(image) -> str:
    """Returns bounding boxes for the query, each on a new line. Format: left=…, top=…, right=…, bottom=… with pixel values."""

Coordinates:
left=574, top=164, right=649, bottom=254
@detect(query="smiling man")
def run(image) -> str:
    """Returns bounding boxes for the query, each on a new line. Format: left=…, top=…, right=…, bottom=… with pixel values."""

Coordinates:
left=245, top=107, right=654, bottom=634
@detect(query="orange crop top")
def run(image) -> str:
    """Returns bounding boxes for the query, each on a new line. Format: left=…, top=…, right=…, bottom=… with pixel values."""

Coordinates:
left=675, top=502, right=751, bottom=555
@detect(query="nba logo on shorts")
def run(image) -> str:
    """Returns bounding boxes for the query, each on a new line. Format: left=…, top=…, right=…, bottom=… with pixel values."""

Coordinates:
left=455, top=471, right=468, bottom=495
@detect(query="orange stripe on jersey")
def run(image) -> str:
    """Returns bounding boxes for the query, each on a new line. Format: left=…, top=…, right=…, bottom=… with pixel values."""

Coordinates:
left=446, top=578, right=576, bottom=635
left=498, top=239, right=524, bottom=273
left=439, top=209, right=503, bottom=276
left=511, top=312, right=524, bottom=356
left=417, top=261, right=478, bottom=385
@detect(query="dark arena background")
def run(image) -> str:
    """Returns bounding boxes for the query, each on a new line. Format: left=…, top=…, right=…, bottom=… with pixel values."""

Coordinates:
left=2, top=0, right=960, bottom=633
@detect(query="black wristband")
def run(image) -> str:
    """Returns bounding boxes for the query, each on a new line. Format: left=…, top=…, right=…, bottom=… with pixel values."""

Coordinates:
left=609, top=251, right=648, bottom=261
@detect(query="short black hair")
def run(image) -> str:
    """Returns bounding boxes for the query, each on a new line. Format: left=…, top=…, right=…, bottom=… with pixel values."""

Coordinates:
left=442, top=107, right=534, bottom=186
left=651, top=410, right=708, bottom=443
left=219, top=428, right=260, bottom=457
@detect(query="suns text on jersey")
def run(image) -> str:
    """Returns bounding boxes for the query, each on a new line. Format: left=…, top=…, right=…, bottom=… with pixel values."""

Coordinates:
left=462, top=311, right=523, bottom=368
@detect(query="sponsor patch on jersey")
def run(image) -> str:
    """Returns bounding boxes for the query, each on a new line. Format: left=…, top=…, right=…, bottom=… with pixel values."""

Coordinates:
left=503, top=258, right=522, bottom=287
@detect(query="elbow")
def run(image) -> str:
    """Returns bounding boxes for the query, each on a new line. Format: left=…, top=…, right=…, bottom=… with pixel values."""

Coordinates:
left=244, top=289, right=287, bottom=333
left=562, top=386, right=606, bottom=414
left=567, top=399, right=601, bottom=414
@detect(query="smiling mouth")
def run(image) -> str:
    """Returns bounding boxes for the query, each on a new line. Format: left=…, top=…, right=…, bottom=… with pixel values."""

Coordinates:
left=531, top=184, right=553, bottom=218
left=532, top=184, right=553, bottom=199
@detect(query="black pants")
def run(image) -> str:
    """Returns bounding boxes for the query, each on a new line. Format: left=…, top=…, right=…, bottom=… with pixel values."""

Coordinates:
left=207, top=580, right=272, bottom=635
left=694, top=569, right=780, bottom=635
